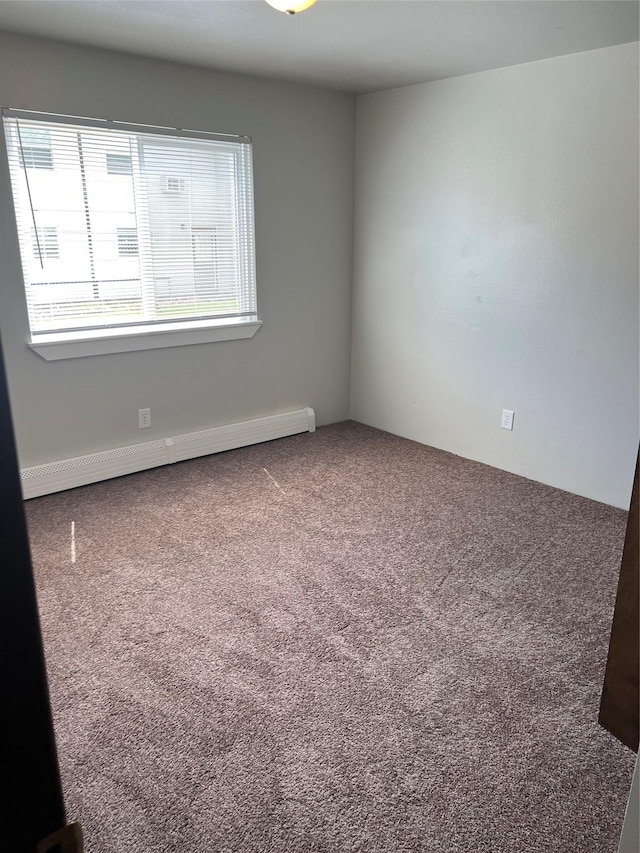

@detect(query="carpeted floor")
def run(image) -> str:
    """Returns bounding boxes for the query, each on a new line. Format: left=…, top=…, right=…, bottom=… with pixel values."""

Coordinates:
left=26, top=421, right=635, bottom=852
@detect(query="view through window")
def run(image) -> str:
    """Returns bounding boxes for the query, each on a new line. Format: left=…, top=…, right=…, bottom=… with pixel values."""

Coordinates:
left=3, top=111, right=257, bottom=340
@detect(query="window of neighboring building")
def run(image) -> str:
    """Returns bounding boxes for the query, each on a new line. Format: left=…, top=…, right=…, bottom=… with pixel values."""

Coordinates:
left=2, top=109, right=259, bottom=359
left=117, top=227, right=139, bottom=257
left=32, top=226, right=60, bottom=260
left=18, top=126, right=53, bottom=170
left=106, top=151, right=133, bottom=175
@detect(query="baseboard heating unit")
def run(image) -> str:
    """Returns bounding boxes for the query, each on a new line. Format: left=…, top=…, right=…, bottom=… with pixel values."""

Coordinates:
left=20, top=407, right=316, bottom=499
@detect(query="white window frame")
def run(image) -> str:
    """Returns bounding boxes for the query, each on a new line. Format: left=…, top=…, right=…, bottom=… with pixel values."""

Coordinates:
left=3, top=109, right=262, bottom=360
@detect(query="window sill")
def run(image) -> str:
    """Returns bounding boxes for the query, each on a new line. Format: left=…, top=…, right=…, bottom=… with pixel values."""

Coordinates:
left=28, top=317, right=262, bottom=361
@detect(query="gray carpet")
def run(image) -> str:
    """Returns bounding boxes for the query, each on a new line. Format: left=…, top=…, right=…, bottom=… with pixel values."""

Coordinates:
left=26, top=421, right=635, bottom=852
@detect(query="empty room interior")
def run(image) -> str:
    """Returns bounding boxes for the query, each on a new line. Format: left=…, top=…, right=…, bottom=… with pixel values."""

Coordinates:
left=0, top=1, right=638, bottom=851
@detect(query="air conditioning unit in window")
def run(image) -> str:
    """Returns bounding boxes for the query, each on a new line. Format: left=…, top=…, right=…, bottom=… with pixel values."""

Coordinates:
left=162, top=176, right=188, bottom=193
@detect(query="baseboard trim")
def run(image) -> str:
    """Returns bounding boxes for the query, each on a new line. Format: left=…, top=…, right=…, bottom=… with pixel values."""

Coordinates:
left=20, top=407, right=316, bottom=499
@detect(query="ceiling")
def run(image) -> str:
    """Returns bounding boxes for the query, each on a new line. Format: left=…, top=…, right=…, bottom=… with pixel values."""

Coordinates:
left=0, top=0, right=638, bottom=94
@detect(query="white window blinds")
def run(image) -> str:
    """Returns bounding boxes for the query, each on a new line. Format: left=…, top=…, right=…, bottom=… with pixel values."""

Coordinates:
left=3, top=111, right=257, bottom=337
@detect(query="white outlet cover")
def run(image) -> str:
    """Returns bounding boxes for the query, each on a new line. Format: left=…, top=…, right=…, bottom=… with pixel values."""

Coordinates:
left=501, top=409, right=515, bottom=431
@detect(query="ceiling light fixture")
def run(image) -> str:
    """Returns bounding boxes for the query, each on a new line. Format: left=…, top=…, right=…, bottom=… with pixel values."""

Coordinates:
left=264, top=0, right=317, bottom=15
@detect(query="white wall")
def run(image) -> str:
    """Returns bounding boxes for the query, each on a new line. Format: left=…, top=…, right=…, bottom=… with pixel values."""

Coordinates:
left=351, top=43, right=639, bottom=508
left=0, top=34, right=355, bottom=467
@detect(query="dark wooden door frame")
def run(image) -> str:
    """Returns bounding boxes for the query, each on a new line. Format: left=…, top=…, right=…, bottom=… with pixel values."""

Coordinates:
left=599, top=451, right=640, bottom=753
left=0, top=330, right=69, bottom=850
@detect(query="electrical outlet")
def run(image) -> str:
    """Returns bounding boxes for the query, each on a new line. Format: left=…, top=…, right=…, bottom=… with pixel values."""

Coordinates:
left=138, top=408, right=151, bottom=429
left=501, top=409, right=515, bottom=431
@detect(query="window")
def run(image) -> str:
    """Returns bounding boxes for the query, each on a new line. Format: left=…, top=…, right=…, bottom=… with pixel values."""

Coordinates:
left=3, top=109, right=259, bottom=359
left=117, top=227, right=139, bottom=257
left=32, top=227, right=60, bottom=260
left=18, top=126, right=53, bottom=170
left=192, top=228, right=218, bottom=295
left=106, top=151, right=133, bottom=175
